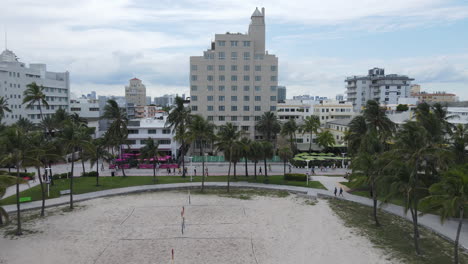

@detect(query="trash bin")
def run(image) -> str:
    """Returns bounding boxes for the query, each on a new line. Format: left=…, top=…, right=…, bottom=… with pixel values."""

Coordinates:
left=111, top=172, right=115, bottom=177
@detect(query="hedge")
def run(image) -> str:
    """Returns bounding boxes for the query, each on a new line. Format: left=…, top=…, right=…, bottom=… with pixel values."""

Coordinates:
left=81, top=171, right=98, bottom=177
left=284, top=173, right=307, bottom=181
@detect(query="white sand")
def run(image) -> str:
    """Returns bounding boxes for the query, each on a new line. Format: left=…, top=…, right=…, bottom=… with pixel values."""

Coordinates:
left=0, top=191, right=396, bottom=264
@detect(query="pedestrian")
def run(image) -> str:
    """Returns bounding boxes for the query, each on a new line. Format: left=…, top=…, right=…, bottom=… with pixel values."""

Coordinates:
left=312, top=167, right=315, bottom=175
left=205, top=167, right=209, bottom=177
left=101, top=163, right=105, bottom=171
left=288, top=164, right=292, bottom=173
left=339, top=187, right=344, bottom=197
left=194, top=168, right=197, bottom=176
left=268, top=164, right=272, bottom=172
left=173, top=168, right=176, bottom=174
left=334, top=187, right=337, bottom=196
left=259, top=167, right=262, bottom=175
left=178, top=168, right=182, bottom=175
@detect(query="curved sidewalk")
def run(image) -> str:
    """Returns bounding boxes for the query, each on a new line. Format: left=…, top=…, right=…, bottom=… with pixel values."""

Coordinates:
left=1, top=181, right=467, bottom=249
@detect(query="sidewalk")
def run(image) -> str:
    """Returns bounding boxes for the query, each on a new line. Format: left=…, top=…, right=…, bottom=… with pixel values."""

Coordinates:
left=1, top=181, right=466, bottom=249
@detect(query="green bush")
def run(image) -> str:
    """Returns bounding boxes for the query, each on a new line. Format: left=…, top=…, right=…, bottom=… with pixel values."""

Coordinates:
left=81, top=171, right=98, bottom=177
left=284, top=173, right=307, bottom=181
left=52, top=173, right=70, bottom=180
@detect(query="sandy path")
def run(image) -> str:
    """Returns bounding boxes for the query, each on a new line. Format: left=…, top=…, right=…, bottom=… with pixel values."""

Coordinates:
left=0, top=191, right=395, bottom=264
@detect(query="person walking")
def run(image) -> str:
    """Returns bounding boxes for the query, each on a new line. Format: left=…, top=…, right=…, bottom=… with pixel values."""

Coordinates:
left=334, top=187, right=337, bottom=196
left=339, top=187, right=344, bottom=197
left=194, top=168, right=197, bottom=176
left=268, top=164, right=272, bottom=172
left=259, top=166, right=262, bottom=175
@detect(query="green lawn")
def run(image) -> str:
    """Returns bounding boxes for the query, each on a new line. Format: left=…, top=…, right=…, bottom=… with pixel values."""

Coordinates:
left=0, top=175, right=326, bottom=205
left=328, top=198, right=468, bottom=264
left=340, top=181, right=405, bottom=206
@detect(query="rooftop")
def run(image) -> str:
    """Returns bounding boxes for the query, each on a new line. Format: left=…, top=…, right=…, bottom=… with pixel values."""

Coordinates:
left=0, top=49, right=19, bottom=62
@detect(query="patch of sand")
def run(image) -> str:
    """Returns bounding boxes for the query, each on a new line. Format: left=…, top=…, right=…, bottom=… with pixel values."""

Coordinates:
left=0, top=191, right=396, bottom=264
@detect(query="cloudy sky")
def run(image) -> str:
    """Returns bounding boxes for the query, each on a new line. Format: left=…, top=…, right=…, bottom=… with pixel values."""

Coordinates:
left=3, top=0, right=468, bottom=100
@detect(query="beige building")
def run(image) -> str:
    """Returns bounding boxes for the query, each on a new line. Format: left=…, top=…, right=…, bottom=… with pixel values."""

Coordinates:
left=189, top=7, right=279, bottom=139
left=125, top=78, right=147, bottom=106
left=313, top=100, right=355, bottom=124
left=413, top=92, right=457, bottom=103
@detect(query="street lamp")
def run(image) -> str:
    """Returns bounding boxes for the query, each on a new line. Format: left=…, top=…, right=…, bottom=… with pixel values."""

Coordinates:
left=189, top=157, right=193, bottom=182
left=341, top=153, right=346, bottom=169
left=45, top=167, right=52, bottom=197
left=305, top=160, right=311, bottom=186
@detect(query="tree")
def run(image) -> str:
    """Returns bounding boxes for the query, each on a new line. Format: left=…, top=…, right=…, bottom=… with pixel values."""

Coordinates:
left=396, top=104, right=409, bottom=112
left=300, top=115, right=321, bottom=152
left=281, top=118, right=298, bottom=153
left=59, top=120, right=91, bottom=210
left=88, top=137, right=111, bottom=186
left=255, top=111, right=281, bottom=144
left=420, top=165, right=468, bottom=264
left=0, top=175, right=27, bottom=226
left=166, top=96, right=191, bottom=177
left=0, top=126, right=33, bottom=235
left=452, top=124, right=468, bottom=165
left=239, top=137, right=252, bottom=177
left=15, top=117, right=36, bottom=132
left=260, top=141, right=274, bottom=180
left=215, top=123, right=241, bottom=192
left=278, top=146, right=293, bottom=175
left=248, top=141, right=263, bottom=180
left=316, top=130, right=335, bottom=151
left=345, top=115, right=367, bottom=156
left=101, top=100, right=128, bottom=176
left=22, top=82, right=48, bottom=123
left=186, top=115, right=215, bottom=192
left=0, top=96, right=12, bottom=121
left=140, top=138, right=161, bottom=184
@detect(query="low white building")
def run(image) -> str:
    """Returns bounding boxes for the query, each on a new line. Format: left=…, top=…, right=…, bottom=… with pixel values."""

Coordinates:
left=70, top=98, right=100, bottom=137
left=125, top=113, right=179, bottom=157
left=447, top=107, right=468, bottom=125
left=313, top=100, right=355, bottom=125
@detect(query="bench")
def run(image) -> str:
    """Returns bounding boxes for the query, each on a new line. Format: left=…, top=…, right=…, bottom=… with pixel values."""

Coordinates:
left=60, top=189, right=71, bottom=195
left=19, top=197, right=32, bottom=203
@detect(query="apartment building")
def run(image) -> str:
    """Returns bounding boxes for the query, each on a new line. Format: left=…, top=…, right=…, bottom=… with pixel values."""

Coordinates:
left=189, top=7, right=279, bottom=139
left=313, top=100, right=354, bottom=124
left=125, top=78, right=146, bottom=107
left=413, top=92, right=458, bottom=103
left=70, top=98, right=100, bottom=137
left=0, top=49, right=70, bottom=125
left=346, top=68, right=414, bottom=111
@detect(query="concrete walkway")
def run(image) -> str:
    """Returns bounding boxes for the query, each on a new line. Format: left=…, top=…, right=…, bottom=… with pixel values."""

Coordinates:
left=1, top=181, right=467, bottom=250
left=1, top=180, right=41, bottom=199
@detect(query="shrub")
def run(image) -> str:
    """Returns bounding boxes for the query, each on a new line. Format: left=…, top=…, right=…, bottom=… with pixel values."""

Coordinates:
left=81, top=171, right=98, bottom=177
left=52, top=173, right=70, bottom=180
left=284, top=173, right=307, bottom=181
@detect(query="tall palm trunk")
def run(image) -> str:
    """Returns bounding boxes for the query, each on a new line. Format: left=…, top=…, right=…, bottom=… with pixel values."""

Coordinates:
left=233, top=162, right=237, bottom=179
left=227, top=148, right=232, bottom=193
left=15, top=165, right=22, bottom=235
left=264, top=159, right=268, bottom=178
left=371, top=175, right=380, bottom=227
left=454, top=207, right=464, bottom=264
left=283, top=160, right=286, bottom=175
left=49, top=162, right=54, bottom=186
left=244, top=154, right=249, bottom=177
left=254, top=161, right=257, bottom=180
left=153, top=160, right=157, bottom=183
left=411, top=171, right=421, bottom=254
left=37, top=167, right=45, bottom=217
left=200, top=142, right=205, bottom=192
left=96, top=153, right=100, bottom=186
left=181, top=139, right=186, bottom=178
left=81, top=150, right=86, bottom=175
left=70, top=152, right=75, bottom=210
left=309, top=131, right=313, bottom=152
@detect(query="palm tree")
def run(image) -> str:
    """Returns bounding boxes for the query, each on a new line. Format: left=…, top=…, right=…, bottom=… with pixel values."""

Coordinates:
left=140, top=138, right=161, bottom=184
left=186, top=115, right=215, bottom=192
left=255, top=111, right=281, bottom=144
left=300, top=115, right=320, bottom=152
left=59, top=120, right=91, bottom=210
left=316, top=130, right=336, bottom=151
left=281, top=118, right=298, bottom=153
left=15, top=117, right=36, bottom=132
left=452, top=124, right=468, bottom=165
left=166, top=96, right=191, bottom=177
left=239, top=137, right=252, bottom=177
left=248, top=141, right=263, bottom=180
left=0, top=126, right=33, bottom=235
left=420, top=165, right=468, bottom=264
left=260, top=141, right=274, bottom=179
left=23, top=82, right=48, bottom=123
left=0, top=96, right=12, bottom=121
left=88, top=137, right=111, bottom=186
left=101, top=99, right=128, bottom=176
left=345, top=115, right=367, bottom=156
left=0, top=175, right=27, bottom=226
left=278, top=146, right=293, bottom=175
left=215, top=123, right=241, bottom=192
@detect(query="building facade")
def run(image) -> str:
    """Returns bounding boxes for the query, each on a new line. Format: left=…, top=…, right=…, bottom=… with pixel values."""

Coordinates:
left=413, top=92, right=458, bottom=103
left=277, top=86, right=286, bottom=103
left=0, top=49, right=70, bottom=125
left=125, top=78, right=146, bottom=106
left=70, top=98, right=100, bottom=137
left=313, top=100, right=354, bottom=124
left=346, top=68, right=414, bottom=111
left=189, top=7, right=279, bottom=139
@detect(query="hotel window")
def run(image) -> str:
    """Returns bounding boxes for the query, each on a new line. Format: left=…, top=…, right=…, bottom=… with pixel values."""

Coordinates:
left=243, top=86, right=250, bottom=91
left=231, top=75, right=238, bottom=81
left=244, top=96, right=250, bottom=101
left=191, top=65, right=197, bottom=71
left=218, top=52, right=225, bottom=60
left=207, top=105, right=214, bottom=111
left=191, top=75, right=197, bottom=81
left=218, top=41, right=225, bottom=46
left=243, top=52, right=250, bottom=60
left=271, top=65, right=277, bottom=71
left=255, top=86, right=261, bottom=92
left=191, top=106, right=198, bottom=111
left=243, top=75, right=250, bottom=81
left=219, top=116, right=225, bottom=121
left=231, top=106, right=238, bottom=111
left=207, top=75, right=213, bottom=81
left=255, top=116, right=261, bottom=121
left=219, top=85, right=225, bottom=91
left=231, top=52, right=237, bottom=60
left=219, top=75, right=225, bottom=81
left=207, top=85, right=213, bottom=91
left=219, top=96, right=225, bottom=101
left=255, top=96, right=261, bottom=101
left=270, top=76, right=277, bottom=81
left=191, top=96, right=198, bottom=101
left=243, top=116, right=250, bottom=121
left=243, top=41, right=251, bottom=47
left=148, top=129, right=157, bottom=134
left=208, top=116, right=214, bottom=121
left=255, top=65, right=261, bottom=71
left=219, top=106, right=225, bottom=111
left=207, top=65, right=214, bottom=71
left=231, top=65, right=237, bottom=71
left=243, top=106, right=250, bottom=111
left=270, top=86, right=277, bottom=92
left=207, top=96, right=213, bottom=101
left=270, top=106, right=276, bottom=111
left=219, top=65, right=225, bottom=71
left=230, top=41, right=238, bottom=46
left=231, top=116, right=238, bottom=121
left=191, top=85, right=197, bottom=91
left=242, top=126, right=249, bottom=131
left=231, top=96, right=238, bottom=101
left=255, top=106, right=261, bottom=111
left=386, top=86, right=390, bottom=89
left=270, top=96, right=277, bottom=101
left=255, top=76, right=261, bottom=81
left=244, top=65, right=250, bottom=71
left=231, top=86, right=237, bottom=91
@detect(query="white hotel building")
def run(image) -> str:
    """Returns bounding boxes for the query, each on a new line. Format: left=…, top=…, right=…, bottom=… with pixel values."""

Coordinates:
left=189, top=7, right=279, bottom=139
left=0, top=49, right=70, bottom=125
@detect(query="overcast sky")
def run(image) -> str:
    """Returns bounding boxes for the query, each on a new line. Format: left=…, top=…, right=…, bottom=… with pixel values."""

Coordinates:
left=3, top=0, right=468, bottom=100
